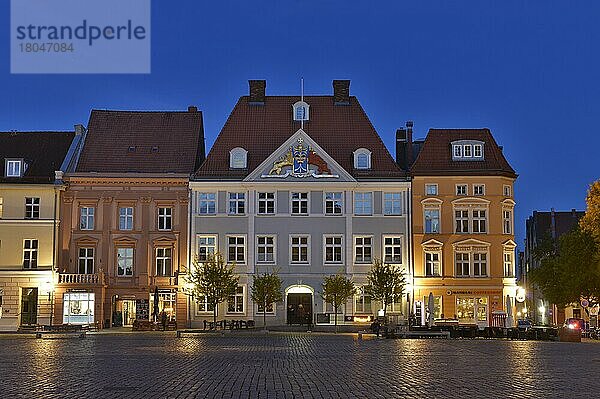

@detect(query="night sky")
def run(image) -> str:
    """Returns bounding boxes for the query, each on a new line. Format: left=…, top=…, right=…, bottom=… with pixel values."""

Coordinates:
left=2, top=1, right=599, bottom=248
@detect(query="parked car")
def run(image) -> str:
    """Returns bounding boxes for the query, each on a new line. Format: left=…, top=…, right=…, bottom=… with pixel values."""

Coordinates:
left=517, top=319, right=533, bottom=330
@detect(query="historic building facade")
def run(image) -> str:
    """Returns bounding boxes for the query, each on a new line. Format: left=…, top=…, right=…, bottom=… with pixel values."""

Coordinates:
left=55, top=109, right=205, bottom=329
left=410, top=129, right=518, bottom=328
left=0, top=130, right=76, bottom=331
left=190, top=80, right=412, bottom=328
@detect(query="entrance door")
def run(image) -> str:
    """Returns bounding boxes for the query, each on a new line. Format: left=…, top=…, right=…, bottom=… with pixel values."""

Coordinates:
left=287, top=293, right=312, bottom=325
left=122, top=300, right=136, bottom=326
left=21, top=288, right=38, bottom=325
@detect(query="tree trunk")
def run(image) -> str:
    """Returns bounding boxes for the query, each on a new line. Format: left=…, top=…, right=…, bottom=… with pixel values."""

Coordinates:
left=263, top=299, right=267, bottom=331
left=213, top=304, right=217, bottom=326
left=334, top=305, right=338, bottom=334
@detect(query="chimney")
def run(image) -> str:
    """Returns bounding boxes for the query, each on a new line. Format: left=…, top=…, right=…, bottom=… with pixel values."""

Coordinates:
left=550, top=207, right=556, bottom=240
left=405, top=121, right=414, bottom=167
left=188, top=105, right=198, bottom=112
left=248, top=80, right=266, bottom=104
left=333, top=80, right=350, bottom=105
left=396, top=128, right=407, bottom=170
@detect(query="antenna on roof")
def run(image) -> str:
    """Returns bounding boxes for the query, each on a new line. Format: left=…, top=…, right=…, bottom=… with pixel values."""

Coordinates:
left=301, top=77, right=304, bottom=129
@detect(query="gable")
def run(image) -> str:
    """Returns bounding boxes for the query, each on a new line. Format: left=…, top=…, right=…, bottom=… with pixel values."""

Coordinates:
left=244, top=129, right=355, bottom=182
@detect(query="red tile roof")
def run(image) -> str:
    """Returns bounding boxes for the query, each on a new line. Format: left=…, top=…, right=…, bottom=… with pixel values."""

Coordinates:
left=0, top=131, right=74, bottom=184
left=76, top=109, right=205, bottom=174
left=195, top=96, right=405, bottom=179
left=410, top=129, right=517, bottom=178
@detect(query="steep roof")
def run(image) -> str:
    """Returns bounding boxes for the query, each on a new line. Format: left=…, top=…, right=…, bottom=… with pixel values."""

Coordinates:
left=410, top=128, right=517, bottom=178
left=76, top=109, right=205, bottom=174
left=0, top=131, right=75, bottom=184
left=194, top=96, right=405, bottom=179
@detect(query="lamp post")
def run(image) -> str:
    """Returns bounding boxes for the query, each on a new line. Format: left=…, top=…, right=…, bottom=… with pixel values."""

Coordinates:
left=42, top=280, right=55, bottom=328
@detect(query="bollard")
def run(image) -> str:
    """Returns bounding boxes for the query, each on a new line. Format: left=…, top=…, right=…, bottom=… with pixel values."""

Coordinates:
left=357, top=331, right=363, bottom=340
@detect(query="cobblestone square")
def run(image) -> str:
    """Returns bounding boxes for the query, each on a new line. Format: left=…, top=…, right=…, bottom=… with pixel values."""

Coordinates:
left=1, top=333, right=599, bottom=398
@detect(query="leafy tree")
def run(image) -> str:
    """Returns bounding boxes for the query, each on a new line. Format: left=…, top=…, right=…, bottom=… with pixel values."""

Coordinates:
left=321, top=272, right=356, bottom=333
left=580, top=180, right=600, bottom=243
left=251, top=270, right=283, bottom=330
left=365, top=259, right=406, bottom=317
left=187, top=253, right=239, bottom=325
left=530, top=227, right=600, bottom=309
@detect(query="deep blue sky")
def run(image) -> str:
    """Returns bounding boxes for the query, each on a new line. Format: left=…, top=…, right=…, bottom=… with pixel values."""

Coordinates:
left=2, top=1, right=599, bottom=248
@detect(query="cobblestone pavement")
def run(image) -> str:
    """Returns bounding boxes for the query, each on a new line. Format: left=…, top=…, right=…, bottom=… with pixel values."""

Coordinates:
left=1, top=333, right=600, bottom=399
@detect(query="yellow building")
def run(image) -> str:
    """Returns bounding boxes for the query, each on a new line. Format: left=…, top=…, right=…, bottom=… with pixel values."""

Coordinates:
left=408, top=128, right=517, bottom=328
left=0, top=130, right=77, bottom=331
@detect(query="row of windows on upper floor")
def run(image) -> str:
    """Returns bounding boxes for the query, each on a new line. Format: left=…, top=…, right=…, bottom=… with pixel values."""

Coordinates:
left=422, top=247, right=515, bottom=278
left=424, top=183, right=512, bottom=197
left=197, top=191, right=404, bottom=216
left=423, top=207, right=514, bottom=235
left=229, top=147, right=373, bottom=170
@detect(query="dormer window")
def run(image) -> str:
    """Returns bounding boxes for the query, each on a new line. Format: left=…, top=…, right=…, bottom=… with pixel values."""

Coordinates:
left=452, top=140, right=484, bottom=161
left=292, top=101, right=310, bottom=122
left=5, top=159, right=23, bottom=177
left=353, top=148, right=371, bottom=169
left=229, top=147, right=248, bottom=169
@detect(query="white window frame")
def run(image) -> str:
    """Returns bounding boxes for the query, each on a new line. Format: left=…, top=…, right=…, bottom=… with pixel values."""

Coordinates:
left=292, top=101, right=310, bottom=121
left=324, top=192, right=344, bottom=215
left=5, top=159, right=22, bottom=177
left=424, top=208, right=440, bottom=234
left=119, top=207, right=134, bottom=231
left=354, top=192, right=373, bottom=215
left=503, top=208, right=513, bottom=235
left=455, top=248, right=489, bottom=277
left=463, top=145, right=472, bottom=157
left=155, top=247, right=172, bottom=276
left=197, top=235, right=217, bottom=262
left=80, top=206, right=95, bottom=230
left=456, top=184, right=468, bottom=196
left=353, top=148, right=372, bottom=169
left=453, top=145, right=462, bottom=158
left=290, top=235, right=310, bottom=264
left=227, top=235, right=246, bottom=264
left=503, top=185, right=512, bottom=197
left=228, top=192, right=246, bottom=215
left=257, top=192, right=276, bottom=215
left=455, top=252, right=470, bottom=277
left=355, top=286, right=372, bottom=314
left=198, top=193, right=217, bottom=215
left=504, top=251, right=514, bottom=277
left=425, top=184, right=438, bottom=196
left=195, top=294, right=215, bottom=314
left=117, top=247, right=134, bottom=277
left=424, top=250, right=442, bottom=277
left=474, top=144, right=483, bottom=158
left=229, top=147, right=248, bottom=169
left=157, top=207, right=172, bottom=231
left=473, top=184, right=485, bottom=196
left=23, top=239, right=39, bottom=269
left=227, top=286, right=245, bottom=314
left=383, top=235, right=403, bottom=264
left=354, top=236, right=373, bottom=264
left=383, top=192, right=403, bottom=216
left=454, top=209, right=470, bottom=233
left=256, top=235, right=276, bottom=264
left=25, top=197, right=40, bottom=219
left=290, top=192, right=309, bottom=215
left=323, top=234, right=344, bottom=264
left=77, top=247, right=94, bottom=274
left=472, top=209, right=487, bottom=234
left=473, top=252, right=487, bottom=276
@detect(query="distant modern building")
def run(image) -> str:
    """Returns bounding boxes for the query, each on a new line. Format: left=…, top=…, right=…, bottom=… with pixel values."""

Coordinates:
left=190, top=80, right=412, bottom=328
left=522, top=208, right=584, bottom=325
left=54, top=109, right=205, bottom=329
left=410, top=128, right=518, bottom=328
left=0, top=130, right=76, bottom=331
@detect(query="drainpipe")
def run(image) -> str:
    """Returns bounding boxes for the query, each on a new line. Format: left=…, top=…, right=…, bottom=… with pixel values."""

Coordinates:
left=407, top=183, right=414, bottom=317
left=187, top=186, right=193, bottom=328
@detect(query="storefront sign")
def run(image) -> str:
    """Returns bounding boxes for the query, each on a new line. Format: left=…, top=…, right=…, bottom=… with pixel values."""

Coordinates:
left=446, top=290, right=501, bottom=296
left=136, top=299, right=149, bottom=320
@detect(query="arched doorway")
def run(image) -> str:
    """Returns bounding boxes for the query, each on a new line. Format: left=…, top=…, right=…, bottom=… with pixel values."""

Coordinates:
left=286, top=285, right=313, bottom=325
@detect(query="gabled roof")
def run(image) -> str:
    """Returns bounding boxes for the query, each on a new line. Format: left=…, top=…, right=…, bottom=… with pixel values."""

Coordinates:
left=76, top=109, right=205, bottom=174
left=0, top=131, right=75, bottom=184
left=410, top=129, right=517, bottom=178
left=194, top=96, right=405, bottom=180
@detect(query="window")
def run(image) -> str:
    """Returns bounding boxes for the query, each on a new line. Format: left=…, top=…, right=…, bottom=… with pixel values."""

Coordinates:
left=5, top=160, right=22, bottom=177
left=324, top=235, right=343, bottom=264
left=23, top=239, right=39, bottom=269
left=472, top=209, right=487, bottom=233
left=504, top=251, right=514, bottom=277
left=152, top=290, right=177, bottom=321
left=473, top=253, right=487, bottom=276
left=117, top=248, right=134, bottom=276
left=355, top=287, right=372, bottom=313
left=119, top=207, right=133, bottom=230
left=353, top=148, right=371, bottom=169
left=25, top=197, right=40, bottom=219
left=455, top=252, right=470, bottom=277
left=78, top=247, right=94, bottom=274
left=425, top=184, right=438, bottom=196
left=453, top=145, right=462, bottom=158
left=257, top=192, right=275, bottom=215
left=229, top=147, right=248, bottom=169
left=456, top=185, right=467, bottom=196
left=197, top=236, right=216, bottom=262
left=503, top=185, right=512, bottom=197
left=256, top=235, right=275, bottom=263
left=425, top=252, right=441, bottom=277
left=156, top=247, right=172, bottom=276
left=473, top=185, right=485, bottom=196
left=354, top=192, right=373, bottom=215
left=198, top=193, right=216, bottom=214
left=227, top=286, right=245, bottom=313
left=257, top=302, right=275, bottom=314
left=290, top=235, right=309, bottom=264
left=196, top=295, right=215, bottom=313
left=158, top=207, right=172, bottom=231
left=354, top=236, right=373, bottom=263
left=503, top=209, right=513, bottom=234
left=424, top=209, right=440, bottom=234
left=80, top=207, right=95, bottom=230
left=227, top=236, right=245, bottom=263
left=292, top=101, right=310, bottom=121
left=325, top=192, right=344, bottom=215
left=452, top=141, right=485, bottom=161
left=463, top=145, right=472, bottom=157
left=474, top=144, right=483, bottom=158
left=455, top=210, right=469, bottom=233
left=384, top=193, right=402, bottom=215
left=291, top=192, right=308, bottom=215
left=383, top=236, right=402, bottom=264
left=63, top=292, right=95, bottom=325
left=228, top=192, right=246, bottom=215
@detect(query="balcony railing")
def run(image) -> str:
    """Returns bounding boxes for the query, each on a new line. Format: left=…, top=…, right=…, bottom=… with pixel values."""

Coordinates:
left=58, top=273, right=104, bottom=285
